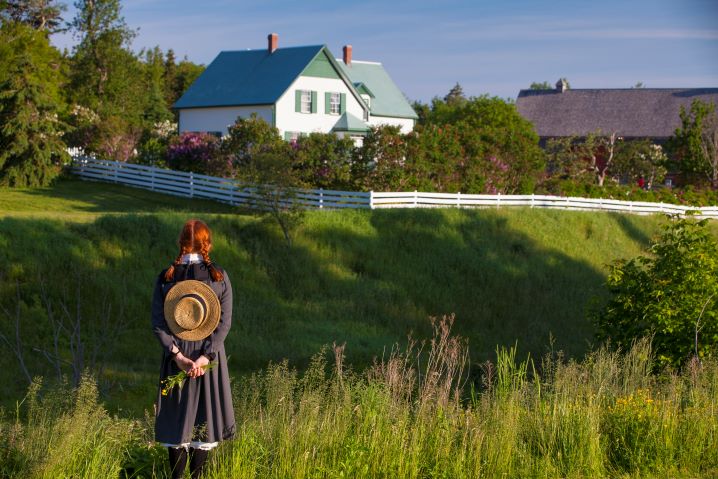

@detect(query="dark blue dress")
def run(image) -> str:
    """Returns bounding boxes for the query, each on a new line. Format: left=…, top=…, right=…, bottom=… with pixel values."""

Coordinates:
left=151, top=262, right=235, bottom=444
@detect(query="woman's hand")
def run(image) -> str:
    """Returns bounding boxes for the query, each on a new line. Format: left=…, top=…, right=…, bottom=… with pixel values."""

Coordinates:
left=173, top=352, right=195, bottom=373
left=189, top=355, right=210, bottom=378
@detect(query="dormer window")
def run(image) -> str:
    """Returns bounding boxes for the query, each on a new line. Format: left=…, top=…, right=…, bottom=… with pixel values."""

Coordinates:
left=361, top=94, right=371, bottom=109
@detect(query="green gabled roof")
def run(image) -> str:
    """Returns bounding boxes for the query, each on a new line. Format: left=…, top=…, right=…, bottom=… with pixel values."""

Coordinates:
left=174, top=45, right=326, bottom=109
left=332, top=112, right=370, bottom=133
left=338, top=61, right=418, bottom=119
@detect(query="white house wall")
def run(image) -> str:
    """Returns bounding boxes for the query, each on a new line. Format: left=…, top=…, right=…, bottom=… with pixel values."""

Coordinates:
left=178, top=106, right=273, bottom=135
left=367, top=116, right=415, bottom=134
left=275, top=76, right=366, bottom=136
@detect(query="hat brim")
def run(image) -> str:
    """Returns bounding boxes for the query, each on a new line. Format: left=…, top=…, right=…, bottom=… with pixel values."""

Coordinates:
left=164, top=279, right=221, bottom=341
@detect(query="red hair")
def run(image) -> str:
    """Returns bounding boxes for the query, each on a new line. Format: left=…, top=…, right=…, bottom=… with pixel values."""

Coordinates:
left=164, top=219, right=224, bottom=282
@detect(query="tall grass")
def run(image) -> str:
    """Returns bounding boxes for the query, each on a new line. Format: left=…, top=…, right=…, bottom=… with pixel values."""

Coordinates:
left=4, top=319, right=715, bottom=478
left=1, top=188, right=672, bottom=413
left=208, top=321, right=717, bottom=478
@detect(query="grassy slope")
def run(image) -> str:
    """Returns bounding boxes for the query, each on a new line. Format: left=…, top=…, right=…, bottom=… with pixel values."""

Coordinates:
left=0, top=179, right=672, bottom=414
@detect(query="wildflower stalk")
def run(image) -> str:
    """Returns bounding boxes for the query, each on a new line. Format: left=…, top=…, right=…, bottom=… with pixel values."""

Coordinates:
left=161, top=362, right=217, bottom=396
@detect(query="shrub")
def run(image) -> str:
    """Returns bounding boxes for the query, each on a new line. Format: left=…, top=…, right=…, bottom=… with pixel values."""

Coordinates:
left=223, top=113, right=284, bottom=173
left=167, top=132, right=227, bottom=176
left=351, top=125, right=407, bottom=191
left=595, top=217, right=718, bottom=367
left=294, top=132, right=354, bottom=190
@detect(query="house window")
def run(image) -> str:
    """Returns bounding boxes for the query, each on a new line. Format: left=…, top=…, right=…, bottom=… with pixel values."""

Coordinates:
left=329, top=92, right=341, bottom=115
left=300, top=90, right=312, bottom=113
left=361, top=94, right=371, bottom=109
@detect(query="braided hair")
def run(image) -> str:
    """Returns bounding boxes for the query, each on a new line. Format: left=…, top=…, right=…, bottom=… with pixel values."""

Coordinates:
left=164, top=219, right=224, bottom=282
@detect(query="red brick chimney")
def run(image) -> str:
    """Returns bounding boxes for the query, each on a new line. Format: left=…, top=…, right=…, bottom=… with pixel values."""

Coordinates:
left=268, top=33, right=278, bottom=53
left=343, top=45, right=352, bottom=65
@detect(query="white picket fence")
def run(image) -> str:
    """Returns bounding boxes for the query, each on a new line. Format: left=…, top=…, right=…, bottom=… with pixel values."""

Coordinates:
left=70, top=156, right=718, bottom=218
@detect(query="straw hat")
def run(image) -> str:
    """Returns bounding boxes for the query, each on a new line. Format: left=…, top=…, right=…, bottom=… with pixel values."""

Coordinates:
left=164, top=280, right=221, bottom=341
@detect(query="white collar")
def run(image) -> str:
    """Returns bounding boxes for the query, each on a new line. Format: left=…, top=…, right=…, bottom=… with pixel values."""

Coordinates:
left=181, top=253, right=203, bottom=264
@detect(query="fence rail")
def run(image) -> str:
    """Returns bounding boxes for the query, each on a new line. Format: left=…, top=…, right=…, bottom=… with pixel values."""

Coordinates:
left=70, top=157, right=718, bottom=219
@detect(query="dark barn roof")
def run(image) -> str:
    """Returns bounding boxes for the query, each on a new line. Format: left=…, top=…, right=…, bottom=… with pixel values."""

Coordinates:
left=516, top=88, right=718, bottom=140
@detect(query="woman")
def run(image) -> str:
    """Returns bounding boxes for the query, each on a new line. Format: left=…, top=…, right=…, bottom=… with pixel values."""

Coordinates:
left=151, top=219, right=235, bottom=479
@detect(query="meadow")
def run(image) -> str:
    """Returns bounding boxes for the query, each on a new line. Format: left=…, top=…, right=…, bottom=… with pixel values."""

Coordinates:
left=2, top=179, right=715, bottom=477
left=3, top=324, right=717, bottom=478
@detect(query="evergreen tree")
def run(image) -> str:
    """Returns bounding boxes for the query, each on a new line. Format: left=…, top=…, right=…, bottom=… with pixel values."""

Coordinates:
left=0, top=22, right=68, bottom=186
left=443, top=82, right=466, bottom=106
left=143, top=46, right=172, bottom=125
left=163, top=48, right=177, bottom=106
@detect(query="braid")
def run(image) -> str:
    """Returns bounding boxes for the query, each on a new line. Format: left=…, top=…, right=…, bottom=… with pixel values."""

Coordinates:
left=201, top=247, right=224, bottom=281
left=164, top=246, right=189, bottom=282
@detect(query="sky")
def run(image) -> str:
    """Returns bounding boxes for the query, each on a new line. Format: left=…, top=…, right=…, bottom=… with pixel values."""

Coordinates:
left=51, top=0, right=718, bottom=103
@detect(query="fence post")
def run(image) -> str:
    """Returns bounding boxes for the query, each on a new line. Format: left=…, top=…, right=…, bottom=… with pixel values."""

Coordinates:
left=150, top=166, right=155, bottom=191
left=369, top=190, right=374, bottom=209
left=457, top=192, right=461, bottom=209
left=497, top=192, right=500, bottom=209
left=113, top=161, right=118, bottom=184
left=319, top=188, right=324, bottom=209
left=530, top=193, right=534, bottom=208
left=414, top=190, right=418, bottom=208
left=189, top=172, right=194, bottom=198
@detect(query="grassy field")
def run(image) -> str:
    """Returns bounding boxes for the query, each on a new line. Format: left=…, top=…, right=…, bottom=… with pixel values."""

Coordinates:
left=2, top=179, right=717, bottom=478
left=4, top=328, right=717, bottom=478
left=0, top=179, right=672, bottom=415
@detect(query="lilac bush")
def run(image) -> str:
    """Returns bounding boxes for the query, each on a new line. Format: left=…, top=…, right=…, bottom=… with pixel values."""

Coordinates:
left=166, top=132, right=230, bottom=176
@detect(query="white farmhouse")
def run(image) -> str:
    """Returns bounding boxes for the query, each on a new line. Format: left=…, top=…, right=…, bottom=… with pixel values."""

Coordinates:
left=174, top=34, right=417, bottom=142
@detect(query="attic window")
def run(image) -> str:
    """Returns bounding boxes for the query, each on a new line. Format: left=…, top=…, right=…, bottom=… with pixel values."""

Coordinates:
left=300, top=90, right=312, bottom=113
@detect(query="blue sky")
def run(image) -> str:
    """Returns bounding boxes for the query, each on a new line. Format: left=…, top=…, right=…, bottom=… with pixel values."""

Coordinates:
left=51, top=0, right=718, bottom=102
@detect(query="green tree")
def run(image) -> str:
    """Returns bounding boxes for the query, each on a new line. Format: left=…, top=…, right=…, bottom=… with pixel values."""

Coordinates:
left=545, top=131, right=655, bottom=187
left=613, top=140, right=667, bottom=188
left=223, top=113, right=284, bottom=173
left=668, top=99, right=718, bottom=188
left=529, top=81, right=552, bottom=90
left=67, top=0, right=144, bottom=160
left=405, top=123, right=466, bottom=192
left=418, top=95, right=545, bottom=193
left=143, top=46, right=172, bottom=125
left=595, top=218, right=718, bottom=367
left=352, top=125, right=407, bottom=191
left=240, top=141, right=305, bottom=248
left=294, top=133, right=354, bottom=190
left=0, top=0, right=66, bottom=32
left=164, top=53, right=204, bottom=114
left=0, top=22, right=68, bottom=186
left=443, top=82, right=466, bottom=106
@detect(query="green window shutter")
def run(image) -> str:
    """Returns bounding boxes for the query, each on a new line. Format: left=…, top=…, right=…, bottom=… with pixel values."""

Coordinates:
left=284, top=131, right=293, bottom=141
left=340, top=93, right=346, bottom=114
left=311, top=91, right=317, bottom=113
left=325, top=92, right=331, bottom=114
left=295, top=90, right=301, bottom=112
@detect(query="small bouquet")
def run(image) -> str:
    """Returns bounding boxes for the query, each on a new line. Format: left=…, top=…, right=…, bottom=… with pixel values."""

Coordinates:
left=161, top=362, right=217, bottom=396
